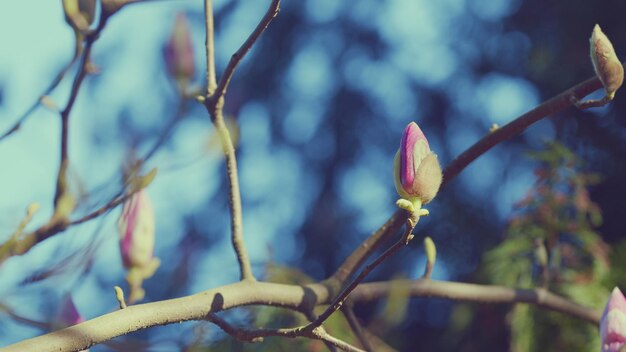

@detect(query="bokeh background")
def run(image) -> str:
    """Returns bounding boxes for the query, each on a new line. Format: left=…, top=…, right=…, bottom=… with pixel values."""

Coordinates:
left=1, top=0, right=626, bottom=351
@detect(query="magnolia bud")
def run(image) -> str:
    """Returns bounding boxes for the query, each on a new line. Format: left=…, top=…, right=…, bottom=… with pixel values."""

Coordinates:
left=590, top=25, right=624, bottom=99
left=118, top=190, right=156, bottom=269
left=163, top=14, right=195, bottom=85
left=393, top=122, right=442, bottom=204
left=600, top=287, right=626, bottom=352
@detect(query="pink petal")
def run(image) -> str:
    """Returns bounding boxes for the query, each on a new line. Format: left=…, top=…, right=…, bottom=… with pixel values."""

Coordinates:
left=400, top=122, right=429, bottom=192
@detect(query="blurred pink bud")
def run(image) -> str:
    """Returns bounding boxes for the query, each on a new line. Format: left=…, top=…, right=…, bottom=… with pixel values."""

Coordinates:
left=59, top=295, right=83, bottom=326
left=163, top=13, right=195, bottom=83
left=393, top=122, right=442, bottom=204
left=590, top=25, right=624, bottom=99
left=118, top=190, right=156, bottom=269
left=600, top=287, right=626, bottom=352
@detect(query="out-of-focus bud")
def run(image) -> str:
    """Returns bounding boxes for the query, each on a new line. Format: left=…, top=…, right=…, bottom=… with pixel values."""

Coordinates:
left=59, top=295, right=84, bottom=326
left=393, top=122, right=442, bottom=205
left=163, top=14, right=195, bottom=87
left=119, top=190, right=156, bottom=270
left=600, top=287, right=626, bottom=352
left=423, top=236, right=436, bottom=279
left=118, top=190, right=160, bottom=303
left=590, top=25, right=624, bottom=99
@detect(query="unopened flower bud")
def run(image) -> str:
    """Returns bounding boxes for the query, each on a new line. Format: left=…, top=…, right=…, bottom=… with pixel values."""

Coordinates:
left=600, top=287, right=626, bottom=352
left=163, top=14, right=195, bottom=86
left=118, top=190, right=156, bottom=269
left=590, top=25, right=624, bottom=99
left=393, top=122, right=442, bottom=204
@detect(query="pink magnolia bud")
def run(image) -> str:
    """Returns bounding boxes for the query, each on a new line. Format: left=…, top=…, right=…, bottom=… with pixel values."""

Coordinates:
left=59, top=295, right=84, bottom=326
left=118, top=190, right=156, bottom=269
left=163, top=14, right=195, bottom=84
left=600, top=287, right=626, bottom=352
left=393, top=122, right=442, bottom=204
left=590, top=25, right=624, bottom=99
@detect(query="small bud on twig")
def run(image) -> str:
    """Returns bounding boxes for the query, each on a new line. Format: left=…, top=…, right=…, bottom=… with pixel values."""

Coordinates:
left=163, top=13, right=196, bottom=90
left=393, top=122, right=443, bottom=206
left=591, top=25, right=623, bottom=100
left=118, top=190, right=160, bottom=303
left=573, top=25, right=624, bottom=109
left=423, top=236, right=436, bottom=279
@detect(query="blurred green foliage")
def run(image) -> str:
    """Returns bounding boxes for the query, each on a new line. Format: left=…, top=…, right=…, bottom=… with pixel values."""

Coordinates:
left=483, top=142, right=610, bottom=351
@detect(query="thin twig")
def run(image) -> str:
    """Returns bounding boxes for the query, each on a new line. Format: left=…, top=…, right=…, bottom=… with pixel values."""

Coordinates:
left=205, top=0, right=217, bottom=95
left=202, top=0, right=281, bottom=282
left=53, top=21, right=106, bottom=208
left=0, top=40, right=82, bottom=142
left=211, top=115, right=255, bottom=280
left=309, top=218, right=417, bottom=329
left=207, top=313, right=362, bottom=351
left=210, top=0, right=281, bottom=101
left=0, top=94, right=186, bottom=266
left=342, top=305, right=373, bottom=352
left=311, top=328, right=366, bottom=352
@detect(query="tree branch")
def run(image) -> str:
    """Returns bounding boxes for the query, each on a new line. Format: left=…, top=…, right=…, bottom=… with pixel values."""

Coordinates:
left=352, top=279, right=601, bottom=324
left=201, top=0, right=281, bottom=282
left=310, top=217, right=418, bottom=330
left=328, top=65, right=615, bottom=290
left=2, top=278, right=600, bottom=351
left=204, top=0, right=217, bottom=95
left=210, top=0, right=281, bottom=102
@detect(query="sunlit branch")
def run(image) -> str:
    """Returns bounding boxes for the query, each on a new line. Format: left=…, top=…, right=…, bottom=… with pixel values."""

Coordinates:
left=3, top=278, right=599, bottom=351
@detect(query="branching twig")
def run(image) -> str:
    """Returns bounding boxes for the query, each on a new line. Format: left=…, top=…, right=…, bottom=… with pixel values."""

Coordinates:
left=308, top=217, right=417, bottom=330
left=211, top=0, right=281, bottom=101
left=202, top=0, right=280, bottom=282
left=328, top=65, right=616, bottom=290
left=53, top=33, right=98, bottom=208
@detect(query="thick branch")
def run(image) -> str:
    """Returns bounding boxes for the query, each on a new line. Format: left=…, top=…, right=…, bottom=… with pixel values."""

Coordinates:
left=2, top=279, right=600, bottom=351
